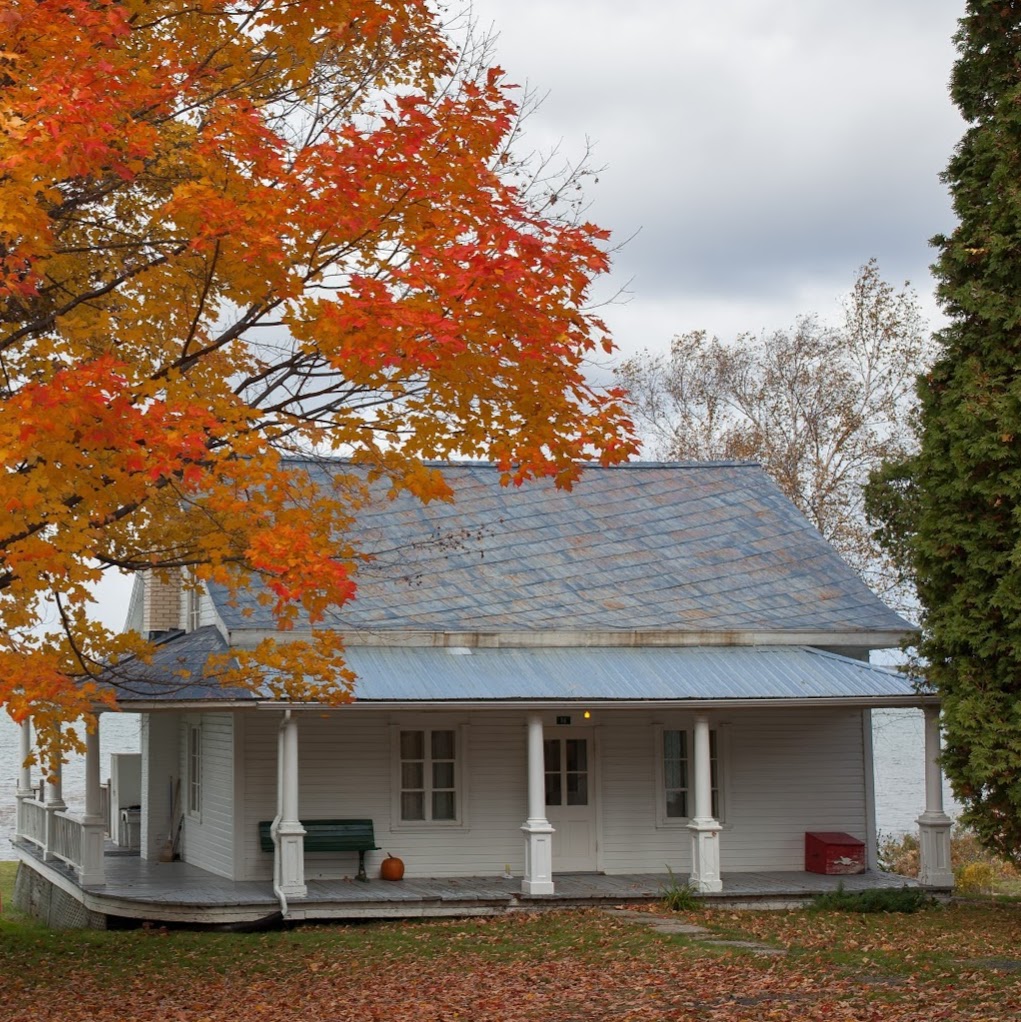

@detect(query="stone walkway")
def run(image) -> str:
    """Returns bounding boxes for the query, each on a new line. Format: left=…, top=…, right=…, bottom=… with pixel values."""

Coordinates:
left=604, top=908, right=788, bottom=956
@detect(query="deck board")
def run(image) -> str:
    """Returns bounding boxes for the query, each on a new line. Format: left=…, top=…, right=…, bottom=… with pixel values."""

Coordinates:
left=13, top=840, right=922, bottom=925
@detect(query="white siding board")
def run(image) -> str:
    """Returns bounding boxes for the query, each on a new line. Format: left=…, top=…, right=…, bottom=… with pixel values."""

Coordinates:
left=179, top=714, right=235, bottom=879
left=231, top=705, right=872, bottom=882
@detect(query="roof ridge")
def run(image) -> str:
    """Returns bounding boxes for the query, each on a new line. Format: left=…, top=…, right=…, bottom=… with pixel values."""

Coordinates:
left=274, top=456, right=764, bottom=471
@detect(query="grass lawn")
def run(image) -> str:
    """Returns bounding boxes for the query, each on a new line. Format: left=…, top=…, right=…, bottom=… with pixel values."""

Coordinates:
left=1, top=862, right=1019, bottom=1020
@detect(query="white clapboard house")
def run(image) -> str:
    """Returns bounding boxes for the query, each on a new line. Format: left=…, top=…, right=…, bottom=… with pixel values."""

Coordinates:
left=11, top=461, right=955, bottom=928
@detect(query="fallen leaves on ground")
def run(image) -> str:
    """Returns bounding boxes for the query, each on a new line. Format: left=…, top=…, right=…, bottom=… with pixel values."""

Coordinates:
left=1, top=905, right=1019, bottom=1021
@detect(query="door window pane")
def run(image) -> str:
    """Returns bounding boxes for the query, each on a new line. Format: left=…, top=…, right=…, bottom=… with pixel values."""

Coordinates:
left=544, top=739, right=562, bottom=806
left=566, top=771, right=588, bottom=806
left=566, top=739, right=587, bottom=773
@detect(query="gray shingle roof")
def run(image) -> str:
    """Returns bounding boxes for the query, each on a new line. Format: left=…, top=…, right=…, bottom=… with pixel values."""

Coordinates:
left=109, top=627, right=252, bottom=703
left=209, top=460, right=912, bottom=638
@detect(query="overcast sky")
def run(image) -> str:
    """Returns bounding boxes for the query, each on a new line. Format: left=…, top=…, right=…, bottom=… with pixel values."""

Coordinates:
left=468, top=0, right=966, bottom=364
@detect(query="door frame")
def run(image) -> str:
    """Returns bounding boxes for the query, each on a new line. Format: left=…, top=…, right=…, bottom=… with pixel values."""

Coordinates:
left=542, top=724, right=602, bottom=872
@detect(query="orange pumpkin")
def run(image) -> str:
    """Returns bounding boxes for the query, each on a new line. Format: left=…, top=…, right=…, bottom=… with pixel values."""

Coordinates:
left=380, top=854, right=405, bottom=881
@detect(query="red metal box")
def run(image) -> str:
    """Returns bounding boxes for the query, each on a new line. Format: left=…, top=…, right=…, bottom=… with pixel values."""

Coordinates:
left=805, top=831, right=866, bottom=875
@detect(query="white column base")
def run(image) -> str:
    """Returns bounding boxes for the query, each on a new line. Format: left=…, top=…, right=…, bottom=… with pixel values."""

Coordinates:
left=79, top=818, right=107, bottom=886
left=917, top=811, right=954, bottom=888
left=688, top=817, right=723, bottom=893
left=275, top=823, right=307, bottom=898
left=521, top=820, right=555, bottom=895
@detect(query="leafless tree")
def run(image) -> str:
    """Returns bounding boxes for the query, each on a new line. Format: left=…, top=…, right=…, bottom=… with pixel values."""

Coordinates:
left=616, top=260, right=932, bottom=613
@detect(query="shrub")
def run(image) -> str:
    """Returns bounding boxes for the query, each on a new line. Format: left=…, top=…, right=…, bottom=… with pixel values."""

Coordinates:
left=878, top=827, right=1019, bottom=893
left=878, top=832, right=919, bottom=876
left=811, top=884, right=934, bottom=914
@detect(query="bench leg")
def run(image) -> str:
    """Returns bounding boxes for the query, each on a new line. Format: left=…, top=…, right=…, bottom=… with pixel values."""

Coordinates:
left=356, top=850, right=368, bottom=882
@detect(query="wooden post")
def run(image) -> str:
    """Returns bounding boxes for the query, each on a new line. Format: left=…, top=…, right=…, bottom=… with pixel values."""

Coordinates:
left=687, top=714, right=722, bottom=893
left=917, top=705, right=954, bottom=888
left=17, top=719, right=32, bottom=797
left=14, top=718, right=33, bottom=845
left=79, top=721, right=107, bottom=886
left=521, top=713, right=555, bottom=895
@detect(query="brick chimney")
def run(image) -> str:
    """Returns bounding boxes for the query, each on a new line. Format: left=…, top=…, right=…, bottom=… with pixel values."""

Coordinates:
left=141, top=569, right=183, bottom=638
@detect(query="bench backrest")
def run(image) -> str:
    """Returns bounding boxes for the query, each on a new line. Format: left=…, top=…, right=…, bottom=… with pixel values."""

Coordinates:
left=258, top=818, right=376, bottom=854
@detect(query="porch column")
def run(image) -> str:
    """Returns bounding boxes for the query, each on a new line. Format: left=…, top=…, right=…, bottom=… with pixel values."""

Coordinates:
left=275, top=711, right=306, bottom=899
left=42, top=729, right=66, bottom=862
left=687, top=714, right=722, bottom=893
left=79, top=721, right=107, bottom=886
left=521, top=713, right=555, bottom=895
left=14, top=718, right=33, bottom=843
left=917, top=705, right=954, bottom=888
left=17, top=718, right=33, bottom=796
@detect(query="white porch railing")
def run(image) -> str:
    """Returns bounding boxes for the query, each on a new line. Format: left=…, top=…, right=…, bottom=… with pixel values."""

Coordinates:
left=16, top=797, right=87, bottom=872
left=16, top=796, right=47, bottom=850
left=51, top=810, right=83, bottom=869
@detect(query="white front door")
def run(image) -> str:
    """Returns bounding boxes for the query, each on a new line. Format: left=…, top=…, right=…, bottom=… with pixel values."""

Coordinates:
left=544, top=728, right=597, bottom=871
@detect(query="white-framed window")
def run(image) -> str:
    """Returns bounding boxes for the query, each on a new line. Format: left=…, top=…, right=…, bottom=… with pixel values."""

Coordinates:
left=186, top=586, right=201, bottom=632
left=656, top=724, right=724, bottom=824
left=391, top=724, right=467, bottom=827
left=187, top=723, right=202, bottom=818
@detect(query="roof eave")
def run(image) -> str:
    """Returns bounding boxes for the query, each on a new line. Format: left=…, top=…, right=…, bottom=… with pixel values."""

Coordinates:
left=117, top=694, right=934, bottom=713
left=226, top=627, right=916, bottom=651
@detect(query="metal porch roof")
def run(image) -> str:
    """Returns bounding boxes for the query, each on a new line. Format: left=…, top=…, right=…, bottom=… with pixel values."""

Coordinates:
left=336, top=644, right=917, bottom=703
left=110, top=628, right=920, bottom=705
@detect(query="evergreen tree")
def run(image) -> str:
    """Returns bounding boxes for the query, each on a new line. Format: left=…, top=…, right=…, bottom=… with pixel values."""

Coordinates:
left=871, top=2, right=1021, bottom=860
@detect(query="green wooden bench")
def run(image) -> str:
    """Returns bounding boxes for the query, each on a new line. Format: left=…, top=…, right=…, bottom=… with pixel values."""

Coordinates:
left=258, top=818, right=379, bottom=882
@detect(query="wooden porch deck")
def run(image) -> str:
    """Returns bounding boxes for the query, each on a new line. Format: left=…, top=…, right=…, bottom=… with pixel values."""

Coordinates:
left=13, top=840, right=922, bottom=927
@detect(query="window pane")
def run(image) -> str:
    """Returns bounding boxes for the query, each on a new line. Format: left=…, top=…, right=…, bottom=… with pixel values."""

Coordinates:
left=545, top=772, right=562, bottom=806
left=400, top=730, right=423, bottom=760
left=432, top=791, right=456, bottom=821
left=401, top=762, right=423, bottom=789
left=566, top=739, right=587, bottom=773
left=566, top=772, right=588, bottom=806
left=543, top=739, right=560, bottom=772
left=666, top=791, right=687, bottom=818
left=401, top=791, right=424, bottom=820
left=431, top=730, right=455, bottom=760
left=663, top=729, right=686, bottom=760
left=432, top=761, right=455, bottom=790
left=664, top=759, right=683, bottom=790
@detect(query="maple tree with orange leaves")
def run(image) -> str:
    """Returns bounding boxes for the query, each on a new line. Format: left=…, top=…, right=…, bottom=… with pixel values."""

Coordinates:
left=0, top=0, right=636, bottom=757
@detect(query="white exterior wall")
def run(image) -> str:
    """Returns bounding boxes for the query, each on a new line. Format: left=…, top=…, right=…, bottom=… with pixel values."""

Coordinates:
left=599, top=707, right=868, bottom=873
left=232, top=705, right=869, bottom=882
left=140, top=712, right=179, bottom=860
left=239, top=710, right=529, bottom=882
left=179, top=713, right=235, bottom=879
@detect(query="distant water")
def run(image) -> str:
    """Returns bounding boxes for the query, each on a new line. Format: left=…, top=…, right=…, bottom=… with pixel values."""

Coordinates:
left=0, top=708, right=957, bottom=861
left=0, top=712, right=139, bottom=860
